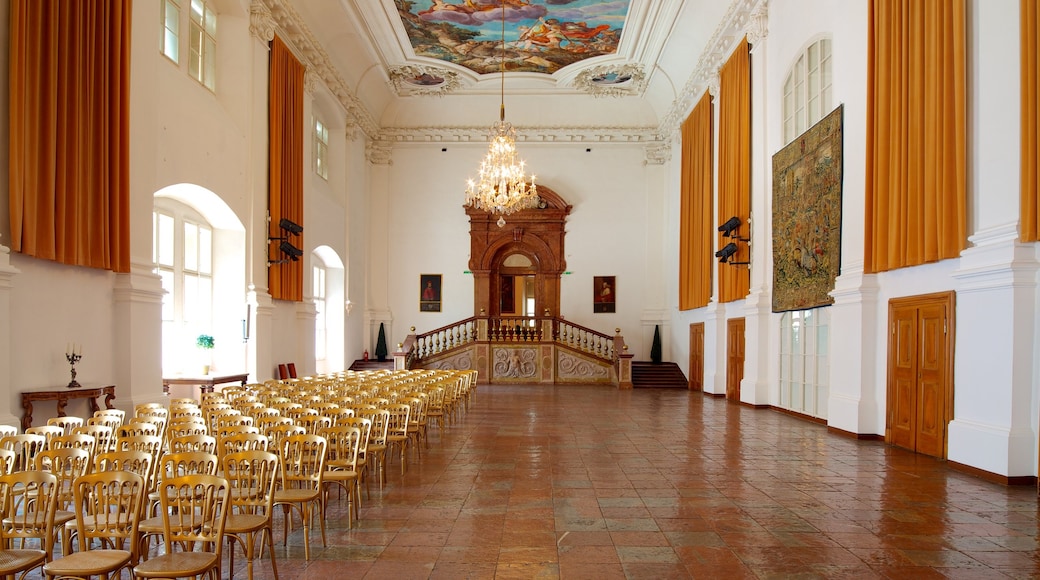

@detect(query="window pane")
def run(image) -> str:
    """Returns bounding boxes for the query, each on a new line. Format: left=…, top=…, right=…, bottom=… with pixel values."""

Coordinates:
left=159, top=270, right=175, bottom=321
left=205, top=4, right=217, bottom=36
left=204, top=36, right=216, bottom=91
left=199, top=227, right=212, bottom=275
left=184, top=223, right=198, bottom=271
left=183, top=274, right=199, bottom=323
left=157, top=213, right=175, bottom=266
left=198, top=276, right=212, bottom=323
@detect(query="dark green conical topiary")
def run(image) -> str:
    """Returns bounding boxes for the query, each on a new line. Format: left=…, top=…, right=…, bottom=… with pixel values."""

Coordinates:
left=650, top=324, right=662, bottom=364
left=375, top=322, right=389, bottom=362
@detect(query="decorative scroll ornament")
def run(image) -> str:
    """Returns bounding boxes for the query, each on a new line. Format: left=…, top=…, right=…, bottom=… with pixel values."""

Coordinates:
left=249, top=2, right=276, bottom=42
left=388, top=65, right=461, bottom=97
left=573, top=63, right=647, bottom=98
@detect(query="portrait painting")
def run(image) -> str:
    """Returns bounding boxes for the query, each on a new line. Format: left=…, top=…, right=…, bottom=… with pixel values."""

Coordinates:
left=420, top=274, right=442, bottom=312
left=500, top=275, right=516, bottom=314
left=593, top=276, right=615, bottom=313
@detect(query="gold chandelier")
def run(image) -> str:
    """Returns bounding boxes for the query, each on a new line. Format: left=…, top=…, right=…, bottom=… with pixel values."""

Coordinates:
left=465, top=1, right=538, bottom=227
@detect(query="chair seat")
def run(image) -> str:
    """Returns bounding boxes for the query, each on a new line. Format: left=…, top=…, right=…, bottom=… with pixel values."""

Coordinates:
left=132, top=551, right=219, bottom=577
left=138, top=515, right=164, bottom=534
left=225, top=513, right=267, bottom=534
left=327, top=458, right=354, bottom=469
left=43, top=549, right=131, bottom=576
left=0, top=549, right=45, bottom=575
left=274, top=489, right=320, bottom=503
left=324, top=470, right=358, bottom=482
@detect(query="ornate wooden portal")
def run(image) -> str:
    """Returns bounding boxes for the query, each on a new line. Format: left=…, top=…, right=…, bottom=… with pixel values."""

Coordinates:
left=467, top=186, right=571, bottom=318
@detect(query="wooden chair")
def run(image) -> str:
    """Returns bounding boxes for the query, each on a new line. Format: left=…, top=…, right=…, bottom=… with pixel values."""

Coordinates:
left=0, top=434, right=47, bottom=472
left=131, top=475, right=230, bottom=580
left=45, top=416, right=84, bottom=437
left=320, top=425, right=362, bottom=528
left=43, top=471, right=146, bottom=579
left=0, top=450, right=15, bottom=476
left=72, top=424, right=115, bottom=456
left=222, top=451, right=280, bottom=580
left=24, top=425, right=63, bottom=450
left=272, top=434, right=327, bottom=560
left=0, top=471, right=59, bottom=578
left=31, top=447, right=91, bottom=556
left=355, top=409, right=389, bottom=489
left=140, top=452, right=220, bottom=549
left=0, top=427, right=17, bottom=441
left=92, top=408, right=126, bottom=427
left=384, top=403, right=411, bottom=475
left=168, top=433, right=218, bottom=455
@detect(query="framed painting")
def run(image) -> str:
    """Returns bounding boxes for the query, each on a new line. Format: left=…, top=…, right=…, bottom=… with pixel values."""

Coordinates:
left=500, top=275, right=516, bottom=314
left=593, top=276, right=616, bottom=313
left=420, top=274, right=442, bottom=312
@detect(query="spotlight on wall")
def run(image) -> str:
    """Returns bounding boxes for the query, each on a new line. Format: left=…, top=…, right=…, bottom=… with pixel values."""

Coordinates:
left=279, top=218, right=303, bottom=236
left=715, top=242, right=738, bottom=263
left=279, top=240, right=303, bottom=261
left=717, top=216, right=741, bottom=237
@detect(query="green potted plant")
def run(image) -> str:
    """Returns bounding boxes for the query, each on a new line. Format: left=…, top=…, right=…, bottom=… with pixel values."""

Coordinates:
left=196, top=334, right=215, bottom=375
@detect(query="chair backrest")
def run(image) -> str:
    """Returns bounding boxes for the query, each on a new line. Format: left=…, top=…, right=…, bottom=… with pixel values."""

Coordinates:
left=278, top=364, right=289, bottom=380
left=155, top=475, right=230, bottom=556
left=92, top=408, right=126, bottom=427
left=32, top=447, right=91, bottom=510
left=50, top=433, right=98, bottom=463
left=294, top=414, right=332, bottom=436
left=336, top=417, right=372, bottom=457
left=264, top=424, right=306, bottom=457
left=93, top=450, right=154, bottom=487
left=257, top=416, right=293, bottom=433
left=72, top=424, right=115, bottom=455
left=158, top=452, right=220, bottom=482
left=356, top=409, right=390, bottom=446
left=320, top=426, right=361, bottom=471
left=279, top=434, right=327, bottom=491
left=0, top=426, right=18, bottom=440
left=168, top=405, right=204, bottom=421
left=25, top=425, right=64, bottom=448
left=166, top=418, right=209, bottom=440
left=168, top=434, right=218, bottom=455
left=46, top=416, right=84, bottom=436
left=384, top=404, right=411, bottom=438
left=0, top=434, right=48, bottom=471
left=220, top=432, right=269, bottom=457
left=214, top=413, right=254, bottom=431
left=116, top=422, right=159, bottom=439
left=0, top=470, right=58, bottom=558
left=71, top=470, right=146, bottom=557
left=222, top=450, right=279, bottom=517
left=0, top=449, right=15, bottom=475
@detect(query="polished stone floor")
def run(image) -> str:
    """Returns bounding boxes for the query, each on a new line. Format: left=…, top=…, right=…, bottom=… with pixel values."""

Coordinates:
left=35, top=384, right=1040, bottom=579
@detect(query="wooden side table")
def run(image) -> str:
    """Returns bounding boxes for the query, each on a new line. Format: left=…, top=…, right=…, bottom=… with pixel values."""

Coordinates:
left=21, top=386, right=116, bottom=431
left=161, top=373, right=249, bottom=396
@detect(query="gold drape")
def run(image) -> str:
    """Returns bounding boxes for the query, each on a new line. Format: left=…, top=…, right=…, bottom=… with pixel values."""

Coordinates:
left=679, top=94, right=713, bottom=310
left=268, top=36, right=305, bottom=302
left=9, top=0, right=132, bottom=273
left=1022, top=0, right=1039, bottom=242
left=717, top=37, right=751, bottom=303
left=866, top=0, right=966, bottom=271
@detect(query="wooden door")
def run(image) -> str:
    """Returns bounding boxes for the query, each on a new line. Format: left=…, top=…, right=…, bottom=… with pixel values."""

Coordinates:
left=726, top=318, right=745, bottom=401
left=886, top=292, right=953, bottom=458
left=689, top=323, right=704, bottom=391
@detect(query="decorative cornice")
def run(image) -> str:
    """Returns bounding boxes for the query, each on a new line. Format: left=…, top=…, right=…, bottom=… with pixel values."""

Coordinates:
left=388, top=65, right=462, bottom=97
left=657, top=0, right=768, bottom=138
left=572, top=64, right=648, bottom=98
left=378, top=125, right=661, bottom=144
left=259, top=0, right=380, bottom=140
left=249, top=2, right=276, bottom=43
left=304, top=69, right=318, bottom=95
left=746, top=4, right=770, bottom=47
left=366, top=141, right=393, bottom=165
left=644, top=143, right=672, bottom=165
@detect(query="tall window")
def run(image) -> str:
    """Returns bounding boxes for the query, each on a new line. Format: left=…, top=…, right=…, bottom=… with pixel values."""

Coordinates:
left=313, top=264, right=327, bottom=362
left=778, top=309, right=829, bottom=419
left=783, top=38, right=832, bottom=144
left=313, top=117, right=329, bottom=180
left=160, top=0, right=180, bottom=63
left=188, top=0, right=216, bottom=91
left=153, top=204, right=213, bottom=373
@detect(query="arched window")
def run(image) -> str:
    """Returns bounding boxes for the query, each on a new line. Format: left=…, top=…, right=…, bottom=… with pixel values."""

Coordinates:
left=153, top=199, right=213, bottom=374
left=783, top=38, right=832, bottom=144
left=313, top=262, right=327, bottom=363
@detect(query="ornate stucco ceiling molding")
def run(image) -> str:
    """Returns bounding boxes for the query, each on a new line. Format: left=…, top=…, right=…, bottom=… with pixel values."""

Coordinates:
left=571, top=64, right=648, bottom=98
left=260, top=0, right=379, bottom=141
left=388, top=65, right=462, bottom=97
left=657, top=0, right=768, bottom=139
left=378, top=125, right=663, bottom=145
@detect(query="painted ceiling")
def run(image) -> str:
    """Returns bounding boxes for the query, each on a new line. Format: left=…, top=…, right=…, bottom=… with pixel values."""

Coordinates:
left=398, top=0, right=632, bottom=76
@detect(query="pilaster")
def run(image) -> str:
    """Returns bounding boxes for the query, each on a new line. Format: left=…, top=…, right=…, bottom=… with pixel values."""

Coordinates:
left=112, top=262, right=165, bottom=411
left=0, top=243, right=21, bottom=428
left=826, top=269, right=880, bottom=434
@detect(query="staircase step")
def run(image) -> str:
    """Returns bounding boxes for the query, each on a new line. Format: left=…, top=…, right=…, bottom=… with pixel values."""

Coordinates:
left=348, top=359, right=395, bottom=372
left=631, top=361, right=688, bottom=388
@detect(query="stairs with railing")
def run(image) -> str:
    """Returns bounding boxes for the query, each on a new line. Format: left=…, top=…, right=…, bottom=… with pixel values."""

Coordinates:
left=396, top=315, right=633, bottom=388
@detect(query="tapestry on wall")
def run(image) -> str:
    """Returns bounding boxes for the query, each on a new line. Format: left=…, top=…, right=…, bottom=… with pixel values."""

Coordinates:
left=772, top=104, right=843, bottom=312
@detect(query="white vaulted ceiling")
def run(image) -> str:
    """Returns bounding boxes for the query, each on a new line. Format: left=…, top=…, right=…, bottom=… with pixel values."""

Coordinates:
left=259, top=0, right=764, bottom=142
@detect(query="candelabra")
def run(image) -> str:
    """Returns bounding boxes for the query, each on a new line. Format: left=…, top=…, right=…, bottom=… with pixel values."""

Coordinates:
left=66, top=352, right=82, bottom=389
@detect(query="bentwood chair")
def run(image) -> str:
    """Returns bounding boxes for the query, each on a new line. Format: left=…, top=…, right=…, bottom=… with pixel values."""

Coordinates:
left=355, top=409, right=389, bottom=489
left=31, top=447, right=91, bottom=556
left=92, top=408, right=127, bottom=427
left=0, top=427, right=17, bottom=442
left=72, top=424, right=115, bottom=458
left=168, top=434, right=218, bottom=455
left=0, top=471, right=59, bottom=577
left=319, top=426, right=362, bottom=527
left=43, top=471, right=146, bottom=580
left=139, top=452, right=220, bottom=555
left=384, top=403, right=411, bottom=475
left=272, top=434, right=327, bottom=560
left=0, top=434, right=47, bottom=472
left=336, top=417, right=373, bottom=499
left=24, top=426, right=63, bottom=450
left=222, top=451, right=280, bottom=580
left=131, top=475, right=230, bottom=580
left=46, top=416, right=84, bottom=437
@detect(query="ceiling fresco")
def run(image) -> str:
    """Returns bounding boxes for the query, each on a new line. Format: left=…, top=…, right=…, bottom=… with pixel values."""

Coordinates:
left=397, top=0, right=631, bottom=76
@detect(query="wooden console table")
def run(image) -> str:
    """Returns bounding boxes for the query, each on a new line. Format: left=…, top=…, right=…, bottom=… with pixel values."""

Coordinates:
left=21, top=385, right=116, bottom=431
left=161, top=373, right=249, bottom=396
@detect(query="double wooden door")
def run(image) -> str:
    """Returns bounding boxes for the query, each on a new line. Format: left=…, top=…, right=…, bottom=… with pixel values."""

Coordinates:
left=886, top=292, right=954, bottom=458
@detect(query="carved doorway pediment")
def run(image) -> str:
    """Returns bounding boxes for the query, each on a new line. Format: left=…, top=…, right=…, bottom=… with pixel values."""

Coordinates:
left=467, top=186, right=571, bottom=318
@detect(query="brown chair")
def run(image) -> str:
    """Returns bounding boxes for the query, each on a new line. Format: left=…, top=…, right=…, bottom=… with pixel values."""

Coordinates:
left=0, top=471, right=59, bottom=577
left=277, top=364, right=289, bottom=380
left=287, top=363, right=298, bottom=379
left=384, top=403, right=411, bottom=475
left=355, top=409, right=390, bottom=489
left=131, top=475, right=230, bottom=580
left=43, top=470, right=146, bottom=579
left=222, top=450, right=280, bottom=580
left=320, top=425, right=362, bottom=528
left=272, top=434, right=327, bottom=560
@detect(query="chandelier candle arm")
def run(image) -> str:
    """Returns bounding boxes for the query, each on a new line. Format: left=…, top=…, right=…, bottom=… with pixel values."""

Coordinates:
left=464, top=0, right=539, bottom=226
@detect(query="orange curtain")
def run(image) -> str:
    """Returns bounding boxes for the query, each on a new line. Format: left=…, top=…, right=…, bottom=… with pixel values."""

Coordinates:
left=679, top=94, right=713, bottom=310
left=9, top=0, right=132, bottom=273
left=1022, top=0, right=1039, bottom=242
left=717, top=37, right=751, bottom=303
left=268, top=35, right=305, bottom=302
left=865, top=0, right=966, bottom=271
